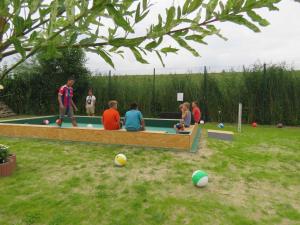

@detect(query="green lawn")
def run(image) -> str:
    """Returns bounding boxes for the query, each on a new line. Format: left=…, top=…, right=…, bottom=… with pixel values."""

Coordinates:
left=0, top=124, right=299, bottom=225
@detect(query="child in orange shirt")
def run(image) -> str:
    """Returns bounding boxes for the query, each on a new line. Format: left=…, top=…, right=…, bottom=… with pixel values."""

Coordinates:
left=102, top=100, right=121, bottom=130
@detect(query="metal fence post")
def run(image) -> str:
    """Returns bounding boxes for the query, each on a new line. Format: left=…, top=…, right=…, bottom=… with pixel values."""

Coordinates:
left=108, top=70, right=112, bottom=100
left=151, top=68, right=156, bottom=115
left=203, top=66, right=208, bottom=122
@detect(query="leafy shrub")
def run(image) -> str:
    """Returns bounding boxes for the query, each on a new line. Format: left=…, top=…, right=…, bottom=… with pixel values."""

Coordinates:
left=0, top=144, right=9, bottom=164
left=3, top=48, right=90, bottom=115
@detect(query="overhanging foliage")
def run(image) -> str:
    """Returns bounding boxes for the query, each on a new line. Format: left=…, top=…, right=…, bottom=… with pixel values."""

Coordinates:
left=0, top=0, right=281, bottom=80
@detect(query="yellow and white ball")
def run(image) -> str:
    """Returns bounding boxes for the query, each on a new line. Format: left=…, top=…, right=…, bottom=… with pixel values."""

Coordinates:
left=114, top=153, right=127, bottom=167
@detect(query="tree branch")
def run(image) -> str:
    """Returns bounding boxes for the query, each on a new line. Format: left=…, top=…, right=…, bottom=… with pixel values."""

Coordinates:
left=1, top=1, right=107, bottom=80
left=1, top=18, right=219, bottom=59
left=0, top=9, right=65, bottom=53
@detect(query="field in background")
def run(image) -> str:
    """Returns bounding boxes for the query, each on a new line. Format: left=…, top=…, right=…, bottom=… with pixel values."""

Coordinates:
left=0, top=124, right=299, bottom=225
left=3, top=64, right=300, bottom=125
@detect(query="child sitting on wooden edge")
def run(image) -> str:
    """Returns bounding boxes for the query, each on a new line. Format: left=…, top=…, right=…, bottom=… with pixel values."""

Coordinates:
left=174, top=102, right=191, bottom=133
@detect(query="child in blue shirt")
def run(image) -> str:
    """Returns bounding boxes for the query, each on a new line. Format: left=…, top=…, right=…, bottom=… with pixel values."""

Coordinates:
left=125, top=103, right=145, bottom=131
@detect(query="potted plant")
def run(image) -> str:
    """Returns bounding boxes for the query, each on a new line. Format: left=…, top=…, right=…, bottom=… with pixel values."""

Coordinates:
left=0, top=144, right=16, bottom=177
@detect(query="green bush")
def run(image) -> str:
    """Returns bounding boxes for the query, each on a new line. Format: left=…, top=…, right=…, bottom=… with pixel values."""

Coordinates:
left=3, top=48, right=90, bottom=115
left=0, top=144, right=9, bottom=164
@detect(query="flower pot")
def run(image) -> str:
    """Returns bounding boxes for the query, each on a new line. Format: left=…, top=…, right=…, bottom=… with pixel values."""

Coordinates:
left=0, top=154, right=16, bottom=177
left=9, top=154, right=16, bottom=170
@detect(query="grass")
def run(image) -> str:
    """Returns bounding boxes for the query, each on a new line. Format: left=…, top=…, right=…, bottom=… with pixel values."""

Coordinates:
left=0, top=123, right=299, bottom=225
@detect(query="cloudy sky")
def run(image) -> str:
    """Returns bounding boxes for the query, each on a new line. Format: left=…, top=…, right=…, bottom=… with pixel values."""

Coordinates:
left=86, top=0, right=300, bottom=75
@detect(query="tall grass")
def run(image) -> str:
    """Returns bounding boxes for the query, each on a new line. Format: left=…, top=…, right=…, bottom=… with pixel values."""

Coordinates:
left=89, top=64, right=300, bottom=125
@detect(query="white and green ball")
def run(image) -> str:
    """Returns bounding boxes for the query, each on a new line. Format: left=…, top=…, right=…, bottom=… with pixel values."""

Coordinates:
left=114, top=153, right=127, bottom=167
left=192, top=170, right=208, bottom=187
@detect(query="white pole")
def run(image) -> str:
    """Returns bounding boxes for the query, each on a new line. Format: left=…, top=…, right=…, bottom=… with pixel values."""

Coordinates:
left=238, top=103, right=242, bottom=133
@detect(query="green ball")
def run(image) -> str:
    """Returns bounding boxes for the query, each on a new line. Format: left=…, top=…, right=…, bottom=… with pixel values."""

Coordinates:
left=192, top=170, right=208, bottom=187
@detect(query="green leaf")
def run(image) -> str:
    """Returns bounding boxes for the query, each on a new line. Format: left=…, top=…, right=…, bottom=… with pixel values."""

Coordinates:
left=219, top=1, right=225, bottom=12
left=29, top=31, right=38, bottom=43
left=143, top=0, right=147, bottom=11
left=177, top=6, right=181, bottom=20
left=266, top=3, right=280, bottom=11
left=122, top=0, right=135, bottom=10
left=108, top=27, right=117, bottom=39
left=244, top=0, right=280, bottom=11
left=172, top=30, right=189, bottom=38
left=97, top=48, right=115, bottom=68
left=24, top=18, right=33, bottom=30
left=187, top=0, right=203, bottom=14
left=68, top=32, right=78, bottom=45
left=49, top=0, right=58, bottom=35
left=39, top=8, right=51, bottom=22
left=55, top=18, right=69, bottom=28
left=193, top=10, right=202, bottom=23
left=158, top=14, right=163, bottom=28
left=65, top=0, right=75, bottom=22
left=156, top=36, right=163, bottom=46
left=161, top=47, right=179, bottom=54
left=109, top=37, right=145, bottom=47
left=106, top=4, right=134, bottom=33
left=135, top=2, right=149, bottom=24
left=172, top=36, right=200, bottom=57
left=206, top=0, right=219, bottom=20
left=138, top=10, right=150, bottom=23
left=247, top=10, right=270, bottom=26
left=2, top=22, right=10, bottom=34
left=13, top=16, right=25, bottom=34
left=155, top=50, right=165, bottom=67
left=13, top=0, right=21, bottom=14
left=130, top=47, right=149, bottom=64
left=224, top=15, right=260, bottom=32
left=11, top=37, right=26, bottom=58
left=145, top=41, right=157, bottom=50
left=178, top=18, right=195, bottom=24
left=0, top=1, right=9, bottom=16
left=79, top=37, right=97, bottom=45
left=138, top=47, right=147, bottom=55
left=165, top=6, right=175, bottom=32
left=29, top=0, right=40, bottom=15
left=244, top=0, right=256, bottom=8
left=224, top=0, right=234, bottom=13
left=185, top=35, right=207, bottom=44
left=206, top=25, right=228, bottom=41
left=183, top=0, right=191, bottom=15
left=108, top=46, right=119, bottom=52
left=151, top=14, right=163, bottom=34
left=233, top=0, right=245, bottom=12
left=135, top=3, right=141, bottom=23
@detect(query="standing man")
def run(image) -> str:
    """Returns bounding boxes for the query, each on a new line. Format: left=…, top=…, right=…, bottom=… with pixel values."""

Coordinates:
left=86, top=89, right=96, bottom=116
left=192, top=101, right=201, bottom=124
left=57, top=77, right=78, bottom=127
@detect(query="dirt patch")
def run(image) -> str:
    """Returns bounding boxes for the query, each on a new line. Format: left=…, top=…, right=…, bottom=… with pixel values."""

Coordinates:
left=170, top=128, right=214, bottom=162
